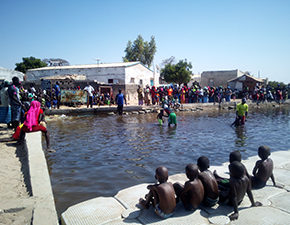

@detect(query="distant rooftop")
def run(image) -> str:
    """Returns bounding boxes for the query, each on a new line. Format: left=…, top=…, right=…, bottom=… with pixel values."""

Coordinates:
left=28, top=62, right=142, bottom=71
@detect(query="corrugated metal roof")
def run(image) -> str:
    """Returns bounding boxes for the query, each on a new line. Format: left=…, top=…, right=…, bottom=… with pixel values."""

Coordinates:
left=227, top=74, right=264, bottom=83
left=28, top=62, right=141, bottom=71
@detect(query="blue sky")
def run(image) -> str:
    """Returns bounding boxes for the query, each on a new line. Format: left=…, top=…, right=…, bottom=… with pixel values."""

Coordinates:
left=1, top=0, right=289, bottom=83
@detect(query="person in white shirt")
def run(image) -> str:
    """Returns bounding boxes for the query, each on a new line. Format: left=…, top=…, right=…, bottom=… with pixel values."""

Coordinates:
left=84, top=83, right=95, bottom=108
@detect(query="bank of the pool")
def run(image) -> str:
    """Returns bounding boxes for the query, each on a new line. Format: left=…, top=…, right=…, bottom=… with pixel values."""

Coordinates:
left=25, top=132, right=58, bottom=225
left=44, top=100, right=290, bottom=116
left=61, top=149, right=290, bottom=225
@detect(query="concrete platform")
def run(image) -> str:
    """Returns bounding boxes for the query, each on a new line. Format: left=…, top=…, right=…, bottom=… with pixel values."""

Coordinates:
left=61, top=150, right=290, bottom=225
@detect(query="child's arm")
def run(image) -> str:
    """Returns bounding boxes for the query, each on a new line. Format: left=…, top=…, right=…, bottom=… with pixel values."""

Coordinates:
left=252, top=160, right=261, bottom=176
left=270, top=174, right=276, bottom=186
left=229, top=183, right=239, bottom=221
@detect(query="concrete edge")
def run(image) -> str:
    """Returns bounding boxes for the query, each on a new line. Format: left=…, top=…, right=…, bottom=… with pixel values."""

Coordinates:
left=25, top=132, right=59, bottom=225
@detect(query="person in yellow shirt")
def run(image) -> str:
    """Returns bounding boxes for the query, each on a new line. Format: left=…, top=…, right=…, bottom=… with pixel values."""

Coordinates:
left=232, top=98, right=248, bottom=126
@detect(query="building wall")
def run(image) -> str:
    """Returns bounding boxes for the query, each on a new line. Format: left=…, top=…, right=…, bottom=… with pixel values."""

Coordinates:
left=27, top=66, right=126, bottom=84
left=26, top=64, right=158, bottom=87
left=125, top=64, right=153, bottom=87
left=201, top=70, right=240, bottom=87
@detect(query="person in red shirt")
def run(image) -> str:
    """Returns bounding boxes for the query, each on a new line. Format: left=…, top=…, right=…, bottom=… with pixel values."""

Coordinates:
left=19, top=100, right=50, bottom=149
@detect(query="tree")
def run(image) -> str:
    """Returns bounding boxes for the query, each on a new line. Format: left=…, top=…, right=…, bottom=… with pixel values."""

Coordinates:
left=161, top=59, right=192, bottom=85
left=15, top=56, right=47, bottom=73
left=267, top=81, right=287, bottom=89
left=123, top=35, right=156, bottom=68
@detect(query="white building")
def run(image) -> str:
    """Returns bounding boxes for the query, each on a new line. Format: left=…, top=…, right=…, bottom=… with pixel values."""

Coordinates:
left=201, top=69, right=244, bottom=87
left=0, top=67, right=25, bottom=82
left=26, top=62, right=159, bottom=87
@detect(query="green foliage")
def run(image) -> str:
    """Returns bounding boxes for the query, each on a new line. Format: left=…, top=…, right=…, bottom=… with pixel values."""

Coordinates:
left=268, top=81, right=287, bottom=89
left=161, top=59, right=192, bottom=85
left=123, top=35, right=156, bottom=68
left=15, top=56, right=47, bottom=73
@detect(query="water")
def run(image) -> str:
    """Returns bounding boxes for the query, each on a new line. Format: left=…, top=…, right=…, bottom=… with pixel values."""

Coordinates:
left=45, top=105, right=290, bottom=215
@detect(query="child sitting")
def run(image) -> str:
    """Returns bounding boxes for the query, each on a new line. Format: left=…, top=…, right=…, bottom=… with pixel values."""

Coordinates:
left=173, top=164, right=204, bottom=210
left=139, top=166, right=176, bottom=219
left=226, top=161, right=262, bottom=221
left=251, top=145, right=276, bottom=189
left=214, top=151, right=250, bottom=185
left=197, top=156, right=219, bottom=207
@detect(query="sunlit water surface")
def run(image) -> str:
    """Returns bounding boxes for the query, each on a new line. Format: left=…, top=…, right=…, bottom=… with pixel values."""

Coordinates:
left=45, top=105, right=290, bottom=215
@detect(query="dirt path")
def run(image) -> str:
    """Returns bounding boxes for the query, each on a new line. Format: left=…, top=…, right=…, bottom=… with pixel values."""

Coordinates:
left=0, top=126, right=34, bottom=225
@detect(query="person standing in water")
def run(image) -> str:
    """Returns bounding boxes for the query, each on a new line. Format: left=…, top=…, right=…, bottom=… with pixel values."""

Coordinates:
left=115, top=89, right=126, bottom=115
left=232, top=98, right=248, bottom=126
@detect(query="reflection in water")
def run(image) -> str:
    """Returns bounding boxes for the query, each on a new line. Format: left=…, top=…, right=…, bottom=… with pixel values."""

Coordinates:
left=46, top=105, right=290, bottom=216
left=235, top=126, right=247, bottom=147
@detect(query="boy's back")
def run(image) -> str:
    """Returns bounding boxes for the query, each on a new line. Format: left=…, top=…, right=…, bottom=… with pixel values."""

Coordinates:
left=254, top=158, right=273, bottom=182
left=155, top=182, right=176, bottom=214
left=229, top=175, right=249, bottom=204
left=199, top=170, right=219, bottom=201
left=184, top=179, right=204, bottom=209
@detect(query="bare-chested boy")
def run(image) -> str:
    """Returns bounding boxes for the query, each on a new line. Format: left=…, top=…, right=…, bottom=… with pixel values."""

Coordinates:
left=139, top=166, right=176, bottom=219
left=173, top=164, right=204, bottom=210
left=227, top=161, right=262, bottom=221
left=251, top=145, right=276, bottom=189
left=214, top=150, right=250, bottom=185
left=197, top=156, right=219, bottom=207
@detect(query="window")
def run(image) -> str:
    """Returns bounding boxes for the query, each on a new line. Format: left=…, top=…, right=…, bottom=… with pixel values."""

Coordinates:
left=130, top=78, right=135, bottom=83
left=108, top=79, right=113, bottom=84
left=139, top=79, right=143, bottom=85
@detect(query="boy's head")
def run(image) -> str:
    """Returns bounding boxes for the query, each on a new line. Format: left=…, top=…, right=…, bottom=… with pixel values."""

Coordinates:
left=185, top=164, right=199, bottom=180
left=229, top=161, right=244, bottom=179
left=197, top=156, right=209, bottom=171
left=258, top=146, right=271, bottom=160
left=229, top=151, right=242, bottom=163
left=155, top=166, right=168, bottom=183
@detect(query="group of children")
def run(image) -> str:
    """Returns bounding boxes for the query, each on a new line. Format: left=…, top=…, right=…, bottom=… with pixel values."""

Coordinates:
left=139, top=146, right=276, bottom=221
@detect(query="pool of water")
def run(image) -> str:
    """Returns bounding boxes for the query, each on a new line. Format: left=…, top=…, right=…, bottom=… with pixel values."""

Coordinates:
left=46, top=105, right=290, bottom=215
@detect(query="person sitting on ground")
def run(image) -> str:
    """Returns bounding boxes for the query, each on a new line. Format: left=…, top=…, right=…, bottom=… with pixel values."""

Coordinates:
left=251, top=145, right=276, bottom=189
left=214, top=150, right=250, bottom=185
left=197, top=156, right=219, bottom=207
left=226, top=161, right=262, bottom=221
left=173, top=164, right=204, bottom=210
left=139, top=166, right=176, bottom=219
left=157, top=109, right=165, bottom=126
left=18, top=100, right=50, bottom=149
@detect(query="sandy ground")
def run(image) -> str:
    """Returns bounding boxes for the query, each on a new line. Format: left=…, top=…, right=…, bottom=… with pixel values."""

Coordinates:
left=0, top=126, right=34, bottom=225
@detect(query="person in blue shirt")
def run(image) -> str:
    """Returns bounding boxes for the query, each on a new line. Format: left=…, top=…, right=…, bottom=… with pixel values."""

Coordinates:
left=54, top=81, right=61, bottom=109
left=115, top=89, right=126, bottom=115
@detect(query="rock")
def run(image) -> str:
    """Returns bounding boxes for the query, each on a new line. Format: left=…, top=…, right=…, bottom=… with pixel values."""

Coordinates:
left=139, top=111, right=145, bottom=114
left=228, top=106, right=234, bottom=110
left=132, top=111, right=139, bottom=114
left=107, top=112, right=115, bottom=115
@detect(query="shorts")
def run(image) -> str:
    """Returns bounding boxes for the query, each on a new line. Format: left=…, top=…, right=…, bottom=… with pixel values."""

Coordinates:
left=11, top=105, right=21, bottom=122
left=251, top=176, right=266, bottom=189
left=158, top=118, right=163, bottom=125
left=203, top=196, right=219, bottom=207
left=154, top=204, right=174, bottom=219
left=168, top=112, right=177, bottom=125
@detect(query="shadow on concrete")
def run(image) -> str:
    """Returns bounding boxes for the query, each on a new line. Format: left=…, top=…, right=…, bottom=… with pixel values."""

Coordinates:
left=13, top=141, right=33, bottom=196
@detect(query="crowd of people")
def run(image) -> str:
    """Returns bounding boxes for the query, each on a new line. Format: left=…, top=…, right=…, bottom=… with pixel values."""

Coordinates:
left=137, top=82, right=289, bottom=107
left=139, top=146, right=276, bottom=221
left=0, top=77, right=51, bottom=148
